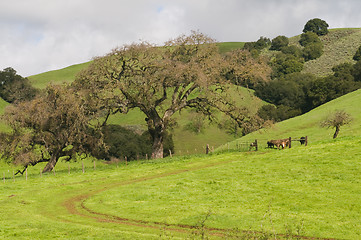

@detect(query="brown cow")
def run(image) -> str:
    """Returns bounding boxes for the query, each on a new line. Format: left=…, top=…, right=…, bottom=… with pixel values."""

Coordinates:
left=267, top=138, right=290, bottom=149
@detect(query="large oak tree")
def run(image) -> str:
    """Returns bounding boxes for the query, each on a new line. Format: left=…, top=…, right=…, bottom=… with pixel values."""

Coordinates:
left=1, top=84, right=105, bottom=173
left=74, top=32, right=270, bottom=158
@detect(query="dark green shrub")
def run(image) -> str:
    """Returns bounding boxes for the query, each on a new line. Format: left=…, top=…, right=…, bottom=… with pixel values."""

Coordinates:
left=0, top=67, right=38, bottom=103
left=302, top=43, right=323, bottom=61
left=353, top=45, right=361, bottom=61
left=257, top=104, right=301, bottom=122
left=299, top=32, right=321, bottom=47
left=303, top=18, right=329, bottom=36
left=97, top=125, right=174, bottom=160
left=281, top=45, right=302, bottom=58
left=271, top=53, right=304, bottom=78
left=270, top=36, right=289, bottom=51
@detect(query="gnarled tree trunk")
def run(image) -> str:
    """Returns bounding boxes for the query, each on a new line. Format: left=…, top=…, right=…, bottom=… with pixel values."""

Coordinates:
left=42, top=154, right=59, bottom=173
left=147, top=115, right=165, bottom=159
left=152, top=133, right=164, bottom=159
left=333, top=126, right=340, bottom=139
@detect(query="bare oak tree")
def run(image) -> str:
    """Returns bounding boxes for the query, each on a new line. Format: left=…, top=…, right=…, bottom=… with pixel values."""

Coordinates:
left=321, top=110, right=352, bottom=139
left=74, top=32, right=270, bottom=158
left=1, top=85, right=105, bottom=173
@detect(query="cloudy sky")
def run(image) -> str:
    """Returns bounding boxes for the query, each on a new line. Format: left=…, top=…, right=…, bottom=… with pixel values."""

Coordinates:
left=1, top=0, right=361, bottom=76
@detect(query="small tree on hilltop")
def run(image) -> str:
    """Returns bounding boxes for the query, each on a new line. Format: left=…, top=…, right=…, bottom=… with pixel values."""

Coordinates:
left=303, top=18, right=329, bottom=36
left=320, top=110, right=352, bottom=139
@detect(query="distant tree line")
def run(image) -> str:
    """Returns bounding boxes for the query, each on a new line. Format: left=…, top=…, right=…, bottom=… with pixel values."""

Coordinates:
left=239, top=18, right=361, bottom=122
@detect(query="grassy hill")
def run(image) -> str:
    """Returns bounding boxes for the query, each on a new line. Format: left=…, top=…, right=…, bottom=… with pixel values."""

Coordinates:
left=298, top=28, right=361, bottom=77
left=219, top=88, right=361, bottom=151
left=16, top=28, right=361, bottom=153
left=1, top=134, right=360, bottom=239
left=27, top=42, right=245, bottom=89
left=27, top=28, right=361, bottom=89
left=2, top=31, right=361, bottom=239
left=28, top=62, right=91, bottom=89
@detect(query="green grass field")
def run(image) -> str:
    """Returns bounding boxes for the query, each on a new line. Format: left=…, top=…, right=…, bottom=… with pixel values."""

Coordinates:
left=219, top=88, right=361, bottom=151
left=1, top=29, right=361, bottom=239
left=28, top=62, right=91, bottom=89
left=1, top=136, right=360, bottom=239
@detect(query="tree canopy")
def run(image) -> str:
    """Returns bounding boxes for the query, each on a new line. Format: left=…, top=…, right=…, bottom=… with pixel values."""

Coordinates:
left=321, top=110, right=352, bottom=138
left=1, top=84, right=105, bottom=173
left=303, top=18, right=329, bottom=36
left=74, top=32, right=270, bottom=158
left=270, top=36, right=289, bottom=51
left=0, top=67, right=37, bottom=103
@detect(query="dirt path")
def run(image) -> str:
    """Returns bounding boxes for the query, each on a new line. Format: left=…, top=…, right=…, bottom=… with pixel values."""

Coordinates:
left=62, top=159, right=338, bottom=240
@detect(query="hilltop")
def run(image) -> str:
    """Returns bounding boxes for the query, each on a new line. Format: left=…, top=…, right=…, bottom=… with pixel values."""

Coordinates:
left=295, top=28, right=361, bottom=76
left=27, top=28, right=361, bottom=87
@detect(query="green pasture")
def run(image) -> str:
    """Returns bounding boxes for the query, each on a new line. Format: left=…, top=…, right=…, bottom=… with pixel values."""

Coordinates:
left=28, top=62, right=91, bottom=89
left=1, top=136, right=361, bottom=239
left=219, top=88, right=361, bottom=151
left=27, top=41, right=245, bottom=89
left=217, top=42, right=245, bottom=53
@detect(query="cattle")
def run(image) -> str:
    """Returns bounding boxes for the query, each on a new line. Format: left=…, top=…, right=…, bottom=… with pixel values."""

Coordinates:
left=249, top=141, right=257, bottom=151
left=300, top=136, right=306, bottom=145
left=267, top=138, right=290, bottom=150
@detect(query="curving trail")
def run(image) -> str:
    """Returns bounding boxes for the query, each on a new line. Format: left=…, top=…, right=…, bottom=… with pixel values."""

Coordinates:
left=61, top=159, right=338, bottom=240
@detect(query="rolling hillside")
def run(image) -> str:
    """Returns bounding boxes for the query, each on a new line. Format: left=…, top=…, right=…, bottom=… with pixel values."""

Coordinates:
left=298, top=28, right=361, bottom=76
left=10, top=28, right=361, bottom=154
left=2, top=30, right=361, bottom=239
left=219, top=88, right=361, bottom=151
left=27, top=28, right=361, bottom=88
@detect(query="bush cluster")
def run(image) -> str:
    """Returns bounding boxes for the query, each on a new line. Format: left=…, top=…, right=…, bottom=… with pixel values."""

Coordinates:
left=0, top=67, right=38, bottom=103
left=95, top=125, right=174, bottom=161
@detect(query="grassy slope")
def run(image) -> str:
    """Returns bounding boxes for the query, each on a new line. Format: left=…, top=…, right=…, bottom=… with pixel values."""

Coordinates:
left=219, top=88, right=361, bottom=151
left=1, top=136, right=360, bottom=239
left=28, top=62, right=91, bottom=89
left=0, top=98, right=9, bottom=132
left=106, top=87, right=263, bottom=154
left=25, top=42, right=254, bottom=154
left=27, top=42, right=244, bottom=89
left=291, top=28, right=361, bottom=77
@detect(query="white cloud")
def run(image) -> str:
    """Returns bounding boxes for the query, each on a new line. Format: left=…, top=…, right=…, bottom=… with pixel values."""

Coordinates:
left=0, top=0, right=360, bottom=76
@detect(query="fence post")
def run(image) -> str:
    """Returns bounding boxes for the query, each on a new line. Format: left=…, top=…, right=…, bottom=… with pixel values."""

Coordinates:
left=305, top=136, right=308, bottom=146
left=93, top=160, right=96, bottom=170
left=25, top=168, right=28, bottom=181
left=169, top=150, right=172, bottom=158
left=289, top=137, right=292, bottom=148
left=68, top=163, right=70, bottom=174
left=125, top=156, right=127, bottom=166
left=255, top=139, right=258, bottom=151
left=82, top=161, right=85, bottom=173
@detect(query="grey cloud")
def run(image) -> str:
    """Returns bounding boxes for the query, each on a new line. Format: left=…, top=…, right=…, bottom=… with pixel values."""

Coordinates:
left=0, top=0, right=360, bottom=76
